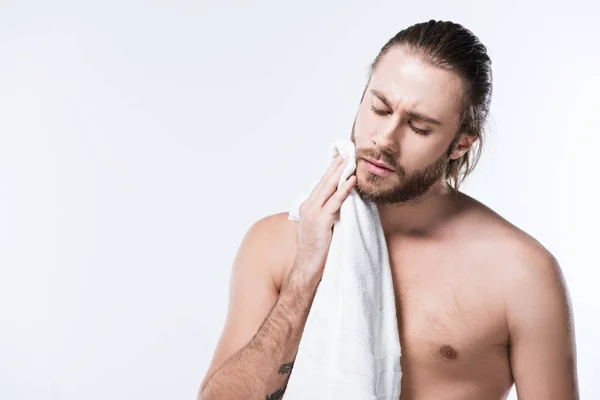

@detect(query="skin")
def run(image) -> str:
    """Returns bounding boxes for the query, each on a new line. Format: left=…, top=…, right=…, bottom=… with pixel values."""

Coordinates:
left=199, top=47, right=579, bottom=399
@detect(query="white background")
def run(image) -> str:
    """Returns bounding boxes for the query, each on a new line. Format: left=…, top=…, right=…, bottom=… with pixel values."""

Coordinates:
left=1, top=1, right=598, bottom=399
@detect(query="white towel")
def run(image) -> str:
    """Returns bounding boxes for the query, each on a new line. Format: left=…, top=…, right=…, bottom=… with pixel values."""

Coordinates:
left=284, top=139, right=402, bottom=399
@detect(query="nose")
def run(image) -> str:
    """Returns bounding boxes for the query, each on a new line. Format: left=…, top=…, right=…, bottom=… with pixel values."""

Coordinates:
left=372, top=118, right=401, bottom=155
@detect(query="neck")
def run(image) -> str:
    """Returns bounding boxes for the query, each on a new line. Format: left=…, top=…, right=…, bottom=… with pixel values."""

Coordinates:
left=376, top=179, right=464, bottom=238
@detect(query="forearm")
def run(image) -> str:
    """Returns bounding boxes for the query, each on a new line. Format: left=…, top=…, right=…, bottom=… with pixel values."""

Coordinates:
left=200, top=270, right=319, bottom=400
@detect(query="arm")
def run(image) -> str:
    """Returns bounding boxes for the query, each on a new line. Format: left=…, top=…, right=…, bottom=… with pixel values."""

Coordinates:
left=507, top=251, right=579, bottom=399
left=198, top=213, right=318, bottom=400
left=199, top=155, right=354, bottom=399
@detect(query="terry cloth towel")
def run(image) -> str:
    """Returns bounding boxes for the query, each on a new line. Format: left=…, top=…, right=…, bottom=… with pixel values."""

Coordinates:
left=284, top=139, right=402, bottom=399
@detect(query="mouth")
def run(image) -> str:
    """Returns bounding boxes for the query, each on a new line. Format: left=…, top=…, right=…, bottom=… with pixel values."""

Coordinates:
left=364, top=157, right=394, bottom=170
left=362, top=158, right=395, bottom=176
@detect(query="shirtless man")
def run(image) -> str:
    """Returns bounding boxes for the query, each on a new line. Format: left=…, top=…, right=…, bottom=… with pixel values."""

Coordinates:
left=198, top=20, right=578, bottom=400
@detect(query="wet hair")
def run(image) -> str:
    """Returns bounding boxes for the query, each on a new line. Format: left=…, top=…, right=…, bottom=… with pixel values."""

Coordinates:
left=367, top=20, right=493, bottom=191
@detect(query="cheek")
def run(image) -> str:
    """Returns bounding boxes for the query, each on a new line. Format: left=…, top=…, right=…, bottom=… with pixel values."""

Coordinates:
left=403, top=139, right=449, bottom=170
left=353, top=108, right=377, bottom=142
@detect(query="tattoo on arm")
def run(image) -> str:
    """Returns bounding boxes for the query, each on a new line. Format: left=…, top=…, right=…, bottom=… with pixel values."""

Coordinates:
left=265, top=386, right=286, bottom=400
left=265, top=363, right=294, bottom=399
left=278, top=362, right=294, bottom=375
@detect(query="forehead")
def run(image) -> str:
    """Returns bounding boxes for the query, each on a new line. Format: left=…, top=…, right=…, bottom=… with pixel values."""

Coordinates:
left=369, top=47, right=464, bottom=121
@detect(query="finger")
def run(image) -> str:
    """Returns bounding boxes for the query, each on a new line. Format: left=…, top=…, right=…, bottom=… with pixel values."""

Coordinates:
left=321, top=155, right=345, bottom=186
left=310, top=155, right=346, bottom=205
left=323, top=175, right=356, bottom=215
left=315, top=157, right=349, bottom=207
left=309, top=155, right=343, bottom=199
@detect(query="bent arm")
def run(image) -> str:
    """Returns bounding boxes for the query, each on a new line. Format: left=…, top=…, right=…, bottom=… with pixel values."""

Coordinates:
left=199, top=213, right=316, bottom=400
left=201, top=272, right=318, bottom=400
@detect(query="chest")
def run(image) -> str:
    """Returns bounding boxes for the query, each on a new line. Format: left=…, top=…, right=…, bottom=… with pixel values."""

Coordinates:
left=387, top=240, right=509, bottom=372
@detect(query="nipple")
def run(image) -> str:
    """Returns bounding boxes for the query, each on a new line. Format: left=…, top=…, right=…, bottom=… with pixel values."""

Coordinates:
left=438, top=344, right=459, bottom=360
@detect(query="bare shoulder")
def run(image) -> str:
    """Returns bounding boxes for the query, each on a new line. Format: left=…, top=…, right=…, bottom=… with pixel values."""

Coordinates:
left=457, top=193, right=569, bottom=309
left=459, top=193, right=559, bottom=266
left=246, top=211, right=298, bottom=291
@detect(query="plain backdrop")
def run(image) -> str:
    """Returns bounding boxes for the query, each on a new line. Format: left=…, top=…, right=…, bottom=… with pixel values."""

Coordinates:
left=1, top=1, right=598, bottom=399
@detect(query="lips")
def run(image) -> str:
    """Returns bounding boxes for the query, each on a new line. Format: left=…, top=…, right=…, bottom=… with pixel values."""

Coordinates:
left=364, top=158, right=394, bottom=171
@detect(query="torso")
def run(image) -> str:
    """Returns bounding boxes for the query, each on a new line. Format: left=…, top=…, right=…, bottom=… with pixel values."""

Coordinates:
left=274, top=194, right=529, bottom=400
left=388, top=226, right=513, bottom=399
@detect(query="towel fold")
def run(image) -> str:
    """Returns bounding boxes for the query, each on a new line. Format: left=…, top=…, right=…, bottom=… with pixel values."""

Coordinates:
left=284, top=139, right=402, bottom=399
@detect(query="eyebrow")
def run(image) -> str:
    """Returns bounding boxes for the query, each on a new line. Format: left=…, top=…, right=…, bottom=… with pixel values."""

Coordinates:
left=370, top=89, right=442, bottom=126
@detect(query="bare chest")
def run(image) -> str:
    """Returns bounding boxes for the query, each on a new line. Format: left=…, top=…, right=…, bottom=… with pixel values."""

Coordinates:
left=388, top=240, right=512, bottom=388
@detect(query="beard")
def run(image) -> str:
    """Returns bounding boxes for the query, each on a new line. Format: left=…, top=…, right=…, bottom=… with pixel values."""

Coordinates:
left=350, top=122, right=454, bottom=205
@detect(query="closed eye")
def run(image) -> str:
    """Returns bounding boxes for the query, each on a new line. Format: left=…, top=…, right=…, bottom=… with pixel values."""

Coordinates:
left=369, top=105, right=430, bottom=136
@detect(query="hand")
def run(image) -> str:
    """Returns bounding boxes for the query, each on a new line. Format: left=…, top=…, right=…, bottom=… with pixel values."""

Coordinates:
left=292, top=154, right=356, bottom=282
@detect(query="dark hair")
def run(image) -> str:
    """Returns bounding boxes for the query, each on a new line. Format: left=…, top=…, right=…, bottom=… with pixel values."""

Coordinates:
left=368, top=20, right=493, bottom=191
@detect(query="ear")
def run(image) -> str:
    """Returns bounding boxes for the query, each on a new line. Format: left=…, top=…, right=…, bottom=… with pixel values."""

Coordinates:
left=449, top=133, right=478, bottom=160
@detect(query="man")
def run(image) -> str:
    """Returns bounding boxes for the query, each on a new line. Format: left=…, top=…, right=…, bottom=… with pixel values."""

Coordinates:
left=198, top=20, right=578, bottom=400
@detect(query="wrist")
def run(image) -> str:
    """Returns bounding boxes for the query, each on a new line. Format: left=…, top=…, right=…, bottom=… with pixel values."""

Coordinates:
left=278, top=268, right=320, bottom=313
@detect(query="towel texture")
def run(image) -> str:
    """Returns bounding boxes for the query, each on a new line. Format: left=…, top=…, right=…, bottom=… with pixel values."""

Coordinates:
left=284, top=139, right=402, bottom=399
